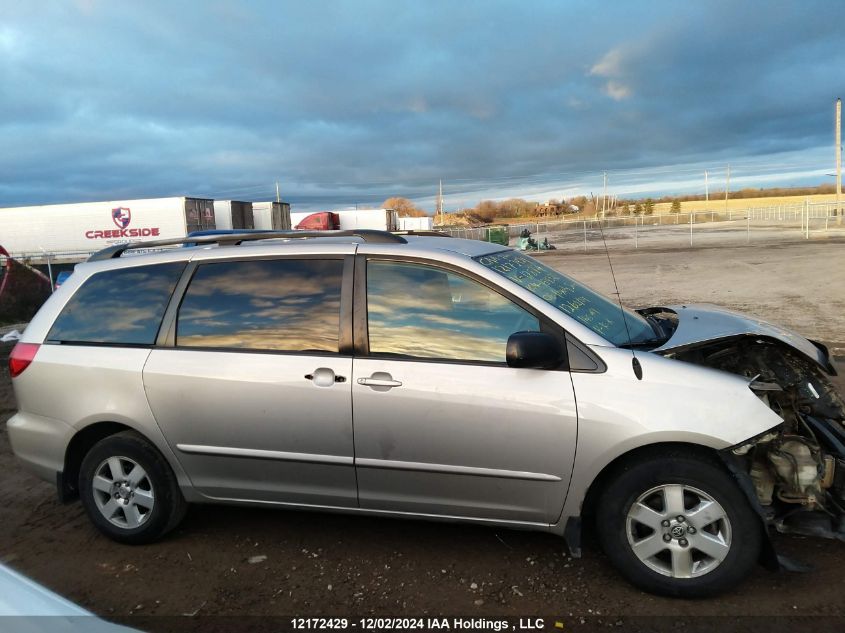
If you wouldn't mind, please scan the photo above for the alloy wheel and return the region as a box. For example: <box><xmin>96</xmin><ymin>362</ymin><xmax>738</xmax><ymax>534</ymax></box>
<box><xmin>625</xmin><ymin>483</ymin><xmax>732</xmax><ymax>578</ymax></box>
<box><xmin>91</xmin><ymin>455</ymin><xmax>155</xmax><ymax>529</ymax></box>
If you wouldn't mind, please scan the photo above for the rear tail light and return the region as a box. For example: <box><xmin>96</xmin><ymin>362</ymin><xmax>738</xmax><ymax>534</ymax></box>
<box><xmin>9</xmin><ymin>343</ymin><xmax>40</xmax><ymax>378</ymax></box>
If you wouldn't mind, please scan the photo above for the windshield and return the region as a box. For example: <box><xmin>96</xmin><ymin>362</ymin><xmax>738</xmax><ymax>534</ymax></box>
<box><xmin>475</xmin><ymin>249</ymin><xmax>657</xmax><ymax>346</ymax></box>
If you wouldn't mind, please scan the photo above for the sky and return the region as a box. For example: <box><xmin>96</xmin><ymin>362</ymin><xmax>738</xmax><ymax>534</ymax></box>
<box><xmin>2</xmin><ymin>0</ymin><xmax>844</xmax><ymax>212</ymax></box>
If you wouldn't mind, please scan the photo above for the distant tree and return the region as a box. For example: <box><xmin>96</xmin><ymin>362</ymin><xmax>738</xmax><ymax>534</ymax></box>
<box><xmin>621</xmin><ymin>203</ymin><xmax>631</xmax><ymax>215</ymax></box>
<box><xmin>475</xmin><ymin>200</ymin><xmax>500</xmax><ymax>223</ymax></box>
<box><xmin>568</xmin><ymin>196</ymin><xmax>589</xmax><ymax>211</ymax></box>
<box><xmin>633</xmin><ymin>202</ymin><xmax>643</xmax><ymax>216</ymax></box>
<box><xmin>581</xmin><ymin>199</ymin><xmax>597</xmax><ymax>216</ymax></box>
<box><xmin>499</xmin><ymin>198</ymin><xmax>536</xmax><ymax>218</ymax></box>
<box><xmin>643</xmin><ymin>198</ymin><xmax>655</xmax><ymax>215</ymax></box>
<box><xmin>670</xmin><ymin>199</ymin><xmax>681</xmax><ymax>214</ymax></box>
<box><xmin>382</xmin><ymin>197</ymin><xmax>427</xmax><ymax>217</ymax></box>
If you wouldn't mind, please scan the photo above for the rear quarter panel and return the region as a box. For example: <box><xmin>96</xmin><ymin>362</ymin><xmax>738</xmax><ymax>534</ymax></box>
<box><xmin>11</xmin><ymin>344</ymin><xmax>194</xmax><ymax>492</ymax></box>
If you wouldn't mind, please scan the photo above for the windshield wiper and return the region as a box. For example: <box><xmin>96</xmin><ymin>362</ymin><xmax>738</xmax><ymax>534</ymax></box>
<box><xmin>618</xmin><ymin>336</ymin><xmax>670</xmax><ymax>349</ymax></box>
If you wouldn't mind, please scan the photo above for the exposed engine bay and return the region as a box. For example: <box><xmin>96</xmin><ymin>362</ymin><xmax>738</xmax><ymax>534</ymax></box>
<box><xmin>645</xmin><ymin>306</ymin><xmax>845</xmax><ymax>542</ymax></box>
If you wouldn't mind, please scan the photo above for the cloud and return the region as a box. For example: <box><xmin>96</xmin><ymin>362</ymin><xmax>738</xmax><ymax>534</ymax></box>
<box><xmin>1</xmin><ymin>0</ymin><xmax>844</xmax><ymax>212</ymax></box>
<box><xmin>589</xmin><ymin>48</ymin><xmax>633</xmax><ymax>100</ymax></box>
<box><xmin>602</xmin><ymin>81</ymin><xmax>631</xmax><ymax>101</ymax></box>
<box><xmin>590</xmin><ymin>48</ymin><xmax>625</xmax><ymax>78</ymax></box>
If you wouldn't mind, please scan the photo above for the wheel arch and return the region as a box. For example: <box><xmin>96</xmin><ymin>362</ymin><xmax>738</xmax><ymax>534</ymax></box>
<box><xmin>579</xmin><ymin>442</ymin><xmax>721</xmax><ymax>524</ymax></box>
<box><xmin>60</xmin><ymin>421</ymin><xmax>134</xmax><ymax>502</ymax></box>
<box><xmin>60</xmin><ymin>420</ymin><xmax>191</xmax><ymax>503</ymax></box>
<box><xmin>568</xmin><ymin>440</ymin><xmax>777</xmax><ymax>570</ymax></box>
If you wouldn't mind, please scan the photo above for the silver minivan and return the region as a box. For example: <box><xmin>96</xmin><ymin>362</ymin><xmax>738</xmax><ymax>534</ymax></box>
<box><xmin>7</xmin><ymin>230</ymin><xmax>845</xmax><ymax>597</ymax></box>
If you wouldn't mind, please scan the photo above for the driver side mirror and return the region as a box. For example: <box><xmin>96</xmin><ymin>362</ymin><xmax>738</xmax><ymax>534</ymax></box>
<box><xmin>506</xmin><ymin>331</ymin><xmax>567</xmax><ymax>370</ymax></box>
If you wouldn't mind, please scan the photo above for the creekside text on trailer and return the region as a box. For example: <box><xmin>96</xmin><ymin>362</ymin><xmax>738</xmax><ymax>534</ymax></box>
<box><xmin>85</xmin><ymin>207</ymin><xmax>162</xmax><ymax>240</ymax></box>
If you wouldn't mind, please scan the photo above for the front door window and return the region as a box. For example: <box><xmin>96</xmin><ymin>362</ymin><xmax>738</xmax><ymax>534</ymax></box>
<box><xmin>366</xmin><ymin>260</ymin><xmax>540</xmax><ymax>363</ymax></box>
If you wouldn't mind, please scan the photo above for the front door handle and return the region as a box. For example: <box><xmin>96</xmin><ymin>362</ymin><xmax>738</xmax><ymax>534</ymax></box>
<box><xmin>357</xmin><ymin>372</ymin><xmax>402</xmax><ymax>389</ymax></box>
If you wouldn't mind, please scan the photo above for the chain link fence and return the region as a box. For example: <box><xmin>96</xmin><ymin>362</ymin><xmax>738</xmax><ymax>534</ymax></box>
<box><xmin>7</xmin><ymin>201</ymin><xmax>844</xmax><ymax>262</ymax></box>
<box><xmin>440</xmin><ymin>201</ymin><xmax>845</xmax><ymax>251</ymax></box>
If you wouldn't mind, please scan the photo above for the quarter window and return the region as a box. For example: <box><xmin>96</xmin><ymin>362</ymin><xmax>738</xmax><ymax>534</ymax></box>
<box><xmin>176</xmin><ymin>258</ymin><xmax>343</xmax><ymax>353</ymax></box>
<box><xmin>366</xmin><ymin>260</ymin><xmax>540</xmax><ymax>362</ymax></box>
<box><xmin>47</xmin><ymin>262</ymin><xmax>185</xmax><ymax>345</ymax></box>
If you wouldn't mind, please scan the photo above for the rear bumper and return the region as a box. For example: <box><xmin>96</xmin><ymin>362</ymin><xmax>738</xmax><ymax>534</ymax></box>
<box><xmin>6</xmin><ymin>411</ymin><xmax>73</xmax><ymax>486</ymax></box>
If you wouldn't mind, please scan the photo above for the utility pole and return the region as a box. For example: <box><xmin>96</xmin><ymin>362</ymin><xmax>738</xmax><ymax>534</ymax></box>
<box><xmin>437</xmin><ymin>179</ymin><xmax>443</xmax><ymax>225</ymax></box>
<box><xmin>724</xmin><ymin>164</ymin><xmax>731</xmax><ymax>213</ymax></box>
<box><xmin>704</xmin><ymin>170</ymin><xmax>709</xmax><ymax>203</ymax></box>
<box><xmin>602</xmin><ymin>171</ymin><xmax>608</xmax><ymax>218</ymax></box>
<box><xmin>275</xmin><ymin>181</ymin><xmax>281</xmax><ymax>203</ymax></box>
<box><xmin>836</xmin><ymin>98</ymin><xmax>842</xmax><ymax>224</ymax></box>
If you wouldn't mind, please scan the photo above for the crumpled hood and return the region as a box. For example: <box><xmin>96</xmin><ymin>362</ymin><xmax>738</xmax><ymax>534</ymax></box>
<box><xmin>651</xmin><ymin>303</ymin><xmax>834</xmax><ymax>374</ymax></box>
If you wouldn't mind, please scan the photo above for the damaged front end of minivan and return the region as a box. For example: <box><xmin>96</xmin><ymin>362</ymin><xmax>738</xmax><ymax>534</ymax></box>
<box><xmin>643</xmin><ymin>304</ymin><xmax>845</xmax><ymax>545</ymax></box>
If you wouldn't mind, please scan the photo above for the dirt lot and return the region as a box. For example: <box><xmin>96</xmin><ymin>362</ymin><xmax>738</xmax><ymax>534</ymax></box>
<box><xmin>541</xmin><ymin>238</ymin><xmax>845</xmax><ymax>349</ymax></box>
<box><xmin>2</xmin><ymin>240</ymin><xmax>845</xmax><ymax>629</ymax></box>
<box><xmin>535</xmin><ymin>217</ymin><xmax>845</xmax><ymax>256</ymax></box>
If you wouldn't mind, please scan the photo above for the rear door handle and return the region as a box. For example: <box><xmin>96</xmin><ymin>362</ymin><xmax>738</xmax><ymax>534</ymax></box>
<box><xmin>305</xmin><ymin>367</ymin><xmax>344</xmax><ymax>387</ymax></box>
<box><xmin>357</xmin><ymin>374</ymin><xmax>402</xmax><ymax>388</ymax></box>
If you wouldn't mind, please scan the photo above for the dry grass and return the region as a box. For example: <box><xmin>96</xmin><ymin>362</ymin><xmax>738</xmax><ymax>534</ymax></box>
<box><xmin>437</xmin><ymin>193</ymin><xmax>843</xmax><ymax>226</ymax></box>
<box><xmin>651</xmin><ymin>193</ymin><xmax>840</xmax><ymax>214</ymax></box>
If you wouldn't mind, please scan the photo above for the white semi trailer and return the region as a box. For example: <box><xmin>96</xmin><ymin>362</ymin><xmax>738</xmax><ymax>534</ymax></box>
<box><xmin>397</xmin><ymin>216</ymin><xmax>434</xmax><ymax>231</ymax></box>
<box><xmin>0</xmin><ymin>197</ymin><xmax>215</xmax><ymax>260</ymax></box>
<box><xmin>213</xmin><ymin>200</ymin><xmax>254</xmax><ymax>230</ymax></box>
<box><xmin>251</xmin><ymin>201</ymin><xmax>292</xmax><ymax>230</ymax></box>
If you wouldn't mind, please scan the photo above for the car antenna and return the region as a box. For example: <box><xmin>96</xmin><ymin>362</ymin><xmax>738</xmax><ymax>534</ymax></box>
<box><xmin>591</xmin><ymin>193</ymin><xmax>643</xmax><ymax>380</ymax></box>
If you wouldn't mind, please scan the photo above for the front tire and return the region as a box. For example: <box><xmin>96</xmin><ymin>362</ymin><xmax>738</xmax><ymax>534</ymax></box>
<box><xmin>79</xmin><ymin>430</ymin><xmax>187</xmax><ymax>544</ymax></box>
<box><xmin>596</xmin><ymin>449</ymin><xmax>762</xmax><ymax>598</ymax></box>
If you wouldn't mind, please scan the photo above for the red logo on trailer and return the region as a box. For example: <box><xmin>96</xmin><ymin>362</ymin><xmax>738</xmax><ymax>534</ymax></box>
<box><xmin>85</xmin><ymin>208</ymin><xmax>161</xmax><ymax>240</ymax></box>
<box><xmin>112</xmin><ymin>207</ymin><xmax>132</xmax><ymax>228</ymax></box>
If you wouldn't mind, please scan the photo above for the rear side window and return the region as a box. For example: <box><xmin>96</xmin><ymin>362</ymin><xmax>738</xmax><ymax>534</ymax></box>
<box><xmin>47</xmin><ymin>262</ymin><xmax>185</xmax><ymax>345</ymax></box>
<box><xmin>176</xmin><ymin>258</ymin><xmax>343</xmax><ymax>353</ymax></box>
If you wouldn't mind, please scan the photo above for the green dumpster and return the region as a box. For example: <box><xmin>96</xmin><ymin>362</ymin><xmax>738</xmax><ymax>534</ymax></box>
<box><xmin>484</xmin><ymin>226</ymin><xmax>509</xmax><ymax>246</ymax></box>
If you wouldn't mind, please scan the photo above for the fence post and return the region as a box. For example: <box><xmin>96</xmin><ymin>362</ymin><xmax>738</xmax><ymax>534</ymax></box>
<box><xmin>800</xmin><ymin>203</ymin><xmax>804</xmax><ymax>236</ymax></box>
<box><xmin>689</xmin><ymin>212</ymin><xmax>693</xmax><ymax>246</ymax></box>
<box><xmin>805</xmin><ymin>199</ymin><xmax>810</xmax><ymax>239</ymax></box>
<box><xmin>46</xmin><ymin>253</ymin><xmax>54</xmax><ymax>291</ymax></box>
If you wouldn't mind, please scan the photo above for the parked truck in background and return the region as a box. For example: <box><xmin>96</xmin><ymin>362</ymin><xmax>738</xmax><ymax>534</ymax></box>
<box><xmin>251</xmin><ymin>201</ymin><xmax>292</xmax><ymax>230</ymax></box>
<box><xmin>292</xmin><ymin>211</ymin><xmax>340</xmax><ymax>231</ymax></box>
<box><xmin>291</xmin><ymin>208</ymin><xmax>399</xmax><ymax>231</ymax></box>
<box><xmin>0</xmin><ymin>197</ymin><xmax>215</xmax><ymax>261</ymax></box>
<box><xmin>397</xmin><ymin>216</ymin><xmax>434</xmax><ymax>231</ymax></box>
<box><xmin>213</xmin><ymin>200</ymin><xmax>254</xmax><ymax>230</ymax></box>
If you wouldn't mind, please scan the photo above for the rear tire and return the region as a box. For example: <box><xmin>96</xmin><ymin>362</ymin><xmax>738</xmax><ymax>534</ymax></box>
<box><xmin>596</xmin><ymin>449</ymin><xmax>761</xmax><ymax>598</ymax></box>
<box><xmin>79</xmin><ymin>430</ymin><xmax>187</xmax><ymax>544</ymax></box>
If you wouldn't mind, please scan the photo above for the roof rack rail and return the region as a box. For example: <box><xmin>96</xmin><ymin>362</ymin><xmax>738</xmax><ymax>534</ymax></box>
<box><xmin>391</xmin><ymin>230</ymin><xmax>453</xmax><ymax>238</ymax></box>
<box><xmin>87</xmin><ymin>229</ymin><xmax>407</xmax><ymax>262</ymax></box>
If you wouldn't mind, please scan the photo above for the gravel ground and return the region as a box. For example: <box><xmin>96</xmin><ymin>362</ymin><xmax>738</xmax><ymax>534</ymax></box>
<box><xmin>541</xmin><ymin>238</ymin><xmax>845</xmax><ymax>350</ymax></box>
<box><xmin>525</xmin><ymin>218</ymin><xmax>845</xmax><ymax>256</ymax></box>
<box><xmin>1</xmin><ymin>240</ymin><xmax>845</xmax><ymax>630</ymax></box>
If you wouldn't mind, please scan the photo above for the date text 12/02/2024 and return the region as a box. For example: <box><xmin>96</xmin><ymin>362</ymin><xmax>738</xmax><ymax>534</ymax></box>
<box><xmin>290</xmin><ymin>617</ymin><xmax>549</xmax><ymax>631</ymax></box>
